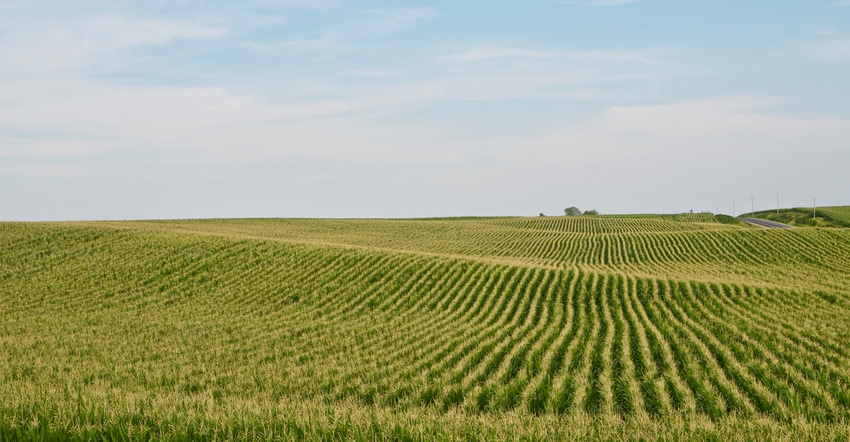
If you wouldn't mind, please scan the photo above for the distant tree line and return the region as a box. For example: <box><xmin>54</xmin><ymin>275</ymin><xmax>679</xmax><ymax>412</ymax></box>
<box><xmin>564</xmin><ymin>207</ymin><xmax>598</xmax><ymax>216</ymax></box>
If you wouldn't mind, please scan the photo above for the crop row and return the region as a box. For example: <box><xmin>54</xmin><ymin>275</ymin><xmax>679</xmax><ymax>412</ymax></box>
<box><xmin>2</xmin><ymin>223</ymin><xmax>848</xmax><ymax>430</ymax></box>
<box><xmin>78</xmin><ymin>217</ymin><xmax>850</xmax><ymax>295</ymax></box>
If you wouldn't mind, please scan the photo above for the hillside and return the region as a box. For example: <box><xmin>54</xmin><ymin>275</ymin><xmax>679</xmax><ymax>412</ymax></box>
<box><xmin>744</xmin><ymin>205</ymin><xmax>850</xmax><ymax>228</ymax></box>
<box><xmin>2</xmin><ymin>216</ymin><xmax>849</xmax><ymax>440</ymax></box>
<box><xmin>818</xmin><ymin>206</ymin><xmax>850</xmax><ymax>227</ymax></box>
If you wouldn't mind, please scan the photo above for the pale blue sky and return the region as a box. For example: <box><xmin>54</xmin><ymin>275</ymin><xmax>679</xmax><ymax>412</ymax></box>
<box><xmin>1</xmin><ymin>0</ymin><xmax>848</xmax><ymax>220</ymax></box>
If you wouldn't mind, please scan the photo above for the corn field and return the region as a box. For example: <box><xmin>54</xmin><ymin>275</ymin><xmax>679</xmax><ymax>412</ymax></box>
<box><xmin>1</xmin><ymin>216</ymin><xmax>849</xmax><ymax>441</ymax></box>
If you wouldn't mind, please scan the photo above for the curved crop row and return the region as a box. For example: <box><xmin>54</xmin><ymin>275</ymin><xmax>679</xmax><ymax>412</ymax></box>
<box><xmin>85</xmin><ymin>217</ymin><xmax>850</xmax><ymax>295</ymax></box>
<box><xmin>2</xmin><ymin>222</ymin><xmax>848</xmax><ymax>432</ymax></box>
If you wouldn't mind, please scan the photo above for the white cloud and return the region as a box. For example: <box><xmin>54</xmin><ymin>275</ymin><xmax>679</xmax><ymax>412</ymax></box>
<box><xmin>401</xmin><ymin>95</ymin><xmax>850</xmax><ymax>216</ymax></box>
<box><xmin>490</xmin><ymin>96</ymin><xmax>850</xmax><ymax>174</ymax></box>
<box><xmin>1</xmin><ymin>14</ymin><xmax>227</xmax><ymax>76</ymax></box>
<box><xmin>4</xmin><ymin>93</ymin><xmax>848</xmax><ymax>218</ymax></box>
<box><xmin>76</xmin><ymin>15</ymin><xmax>227</xmax><ymax>49</ymax></box>
<box><xmin>0</xmin><ymin>78</ymin><xmax>355</xmax><ymax>160</ymax></box>
<box><xmin>1</xmin><ymin>36</ymin><xmax>680</xmax><ymax>169</ymax></box>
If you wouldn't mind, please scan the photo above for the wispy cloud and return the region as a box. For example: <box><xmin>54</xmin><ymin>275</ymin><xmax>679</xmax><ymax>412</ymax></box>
<box><xmin>567</xmin><ymin>48</ymin><xmax>673</xmax><ymax>64</ymax></box>
<box><xmin>395</xmin><ymin>95</ymin><xmax>850</xmax><ymax>216</ymax></box>
<box><xmin>460</xmin><ymin>96</ymin><xmax>850</xmax><ymax>197</ymax></box>
<box><xmin>1</xmin><ymin>36</ymin><xmax>681</xmax><ymax>170</ymax></box>
<box><xmin>234</xmin><ymin>6</ymin><xmax>437</xmax><ymax>57</ymax></box>
<box><xmin>240</xmin><ymin>36</ymin><xmax>334</xmax><ymax>53</ymax></box>
<box><xmin>3</xmin><ymin>1</ymin><xmax>848</xmax><ymax>220</ymax></box>
<box><xmin>2</xmin><ymin>14</ymin><xmax>227</xmax><ymax>76</ymax></box>
<box><xmin>74</xmin><ymin>15</ymin><xmax>228</xmax><ymax>49</ymax></box>
<box><xmin>432</xmin><ymin>46</ymin><xmax>673</xmax><ymax>101</ymax></box>
<box><xmin>440</xmin><ymin>47</ymin><xmax>558</xmax><ymax>64</ymax></box>
<box><xmin>441</xmin><ymin>46</ymin><xmax>671</xmax><ymax>66</ymax></box>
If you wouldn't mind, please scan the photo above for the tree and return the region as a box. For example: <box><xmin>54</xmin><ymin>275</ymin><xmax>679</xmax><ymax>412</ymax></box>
<box><xmin>564</xmin><ymin>206</ymin><xmax>581</xmax><ymax>216</ymax></box>
<box><xmin>583</xmin><ymin>209</ymin><xmax>599</xmax><ymax>216</ymax></box>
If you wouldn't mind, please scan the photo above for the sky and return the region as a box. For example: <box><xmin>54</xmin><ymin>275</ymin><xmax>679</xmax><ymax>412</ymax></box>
<box><xmin>1</xmin><ymin>0</ymin><xmax>849</xmax><ymax>220</ymax></box>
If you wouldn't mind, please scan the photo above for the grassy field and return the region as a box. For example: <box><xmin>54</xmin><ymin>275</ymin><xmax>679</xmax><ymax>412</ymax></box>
<box><xmin>818</xmin><ymin>206</ymin><xmax>850</xmax><ymax>227</ymax></box>
<box><xmin>746</xmin><ymin>205</ymin><xmax>850</xmax><ymax>228</ymax></box>
<box><xmin>2</xmin><ymin>215</ymin><xmax>849</xmax><ymax>441</ymax></box>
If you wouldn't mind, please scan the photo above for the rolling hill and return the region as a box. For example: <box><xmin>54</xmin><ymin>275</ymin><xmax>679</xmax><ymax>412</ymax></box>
<box><xmin>744</xmin><ymin>205</ymin><xmax>850</xmax><ymax>228</ymax></box>
<box><xmin>2</xmin><ymin>215</ymin><xmax>849</xmax><ymax>440</ymax></box>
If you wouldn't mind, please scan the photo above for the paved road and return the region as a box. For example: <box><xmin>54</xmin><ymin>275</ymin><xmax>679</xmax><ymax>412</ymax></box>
<box><xmin>740</xmin><ymin>218</ymin><xmax>793</xmax><ymax>229</ymax></box>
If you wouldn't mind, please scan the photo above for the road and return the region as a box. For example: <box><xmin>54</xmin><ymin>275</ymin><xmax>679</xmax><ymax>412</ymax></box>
<box><xmin>740</xmin><ymin>218</ymin><xmax>793</xmax><ymax>229</ymax></box>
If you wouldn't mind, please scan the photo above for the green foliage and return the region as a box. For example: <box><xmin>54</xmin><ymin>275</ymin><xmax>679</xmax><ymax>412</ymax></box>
<box><xmin>1</xmin><ymin>216</ymin><xmax>849</xmax><ymax>440</ymax></box>
<box><xmin>714</xmin><ymin>214</ymin><xmax>742</xmax><ymax>225</ymax></box>
<box><xmin>743</xmin><ymin>205</ymin><xmax>850</xmax><ymax>228</ymax></box>
<box><xmin>815</xmin><ymin>206</ymin><xmax>850</xmax><ymax>227</ymax></box>
<box><xmin>564</xmin><ymin>207</ymin><xmax>581</xmax><ymax>216</ymax></box>
<box><xmin>747</xmin><ymin>208</ymin><xmax>844</xmax><ymax>227</ymax></box>
<box><xmin>582</xmin><ymin>210</ymin><xmax>599</xmax><ymax>216</ymax></box>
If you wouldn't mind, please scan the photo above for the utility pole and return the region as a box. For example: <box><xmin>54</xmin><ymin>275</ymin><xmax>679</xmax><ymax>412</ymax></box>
<box><xmin>733</xmin><ymin>202</ymin><xmax>735</xmax><ymax>217</ymax></box>
<box><xmin>751</xmin><ymin>196</ymin><xmax>754</xmax><ymax>216</ymax></box>
<box><xmin>813</xmin><ymin>197</ymin><xmax>817</xmax><ymax>219</ymax></box>
<box><xmin>777</xmin><ymin>194</ymin><xmax>779</xmax><ymax>214</ymax></box>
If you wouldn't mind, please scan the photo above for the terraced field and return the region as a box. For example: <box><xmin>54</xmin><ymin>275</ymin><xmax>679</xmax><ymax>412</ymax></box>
<box><xmin>2</xmin><ymin>215</ymin><xmax>849</xmax><ymax>440</ymax></box>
